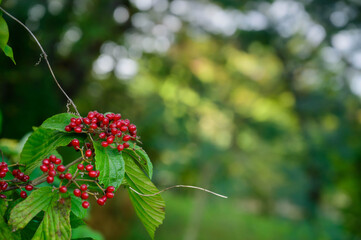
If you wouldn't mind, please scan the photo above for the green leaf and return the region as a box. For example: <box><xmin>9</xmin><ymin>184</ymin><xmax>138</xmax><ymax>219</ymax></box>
<box><xmin>124</xmin><ymin>145</ymin><xmax>153</xmax><ymax>178</ymax></box>
<box><xmin>124</xmin><ymin>154</ymin><xmax>165</xmax><ymax>239</ymax></box>
<box><xmin>94</xmin><ymin>142</ymin><xmax>125</xmax><ymax>190</ymax></box>
<box><xmin>72</xmin><ymin>225</ymin><xmax>104</xmax><ymax>240</ymax></box>
<box><xmin>20</xmin><ymin>128</ymin><xmax>85</xmax><ymax>175</ymax></box>
<box><xmin>9</xmin><ymin>187</ymin><xmax>54</xmax><ymax>230</ymax></box>
<box><xmin>41</xmin><ymin>113</ymin><xmax>78</xmax><ymax>132</ymax></box>
<box><xmin>0</xmin><ymin>215</ymin><xmax>20</xmax><ymax>240</ymax></box>
<box><xmin>32</xmin><ymin>193</ymin><xmax>71</xmax><ymax>240</ymax></box>
<box><xmin>70</xmin><ymin>195</ymin><xmax>87</xmax><ymax>219</ymax></box>
<box><xmin>0</xmin><ymin>16</ymin><xmax>9</xmax><ymax>49</ymax></box>
<box><xmin>3</xmin><ymin>44</ymin><xmax>15</xmax><ymax>64</ymax></box>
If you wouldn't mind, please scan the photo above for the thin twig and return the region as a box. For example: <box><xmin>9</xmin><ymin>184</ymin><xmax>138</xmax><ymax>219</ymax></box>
<box><xmin>128</xmin><ymin>185</ymin><xmax>228</xmax><ymax>199</ymax></box>
<box><xmin>0</xmin><ymin>6</ymin><xmax>80</xmax><ymax>117</ymax></box>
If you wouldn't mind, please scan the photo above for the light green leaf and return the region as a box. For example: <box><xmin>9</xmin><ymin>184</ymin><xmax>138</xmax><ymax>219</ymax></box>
<box><xmin>0</xmin><ymin>215</ymin><xmax>20</xmax><ymax>240</ymax></box>
<box><xmin>124</xmin><ymin>145</ymin><xmax>153</xmax><ymax>178</ymax></box>
<box><xmin>32</xmin><ymin>193</ymin><xmax>71</xmax><ymax>240</ymax></box>
<box><xmin>0</xmin><ymin>16</ymin><xmax>9</xmax><ymax>49</ymax></box>
<box><xmin>20</xmin><ymin>128</ymin><xmax>85</xmax><ymax>175</ymax></box>
<box><xmin>94</xmin><ymin>142</ymin><xmax>125</xmax><ymax>190</ymax></box>
<box><xmin>124</xmin><ymin>153</ymin><xmax>165</xmax><ymax>239</ymax></box>
<box><xmin>3</xmin><ymin>44</ymin><xmax>15</xmax><ymax>64</ymax></box>
<box><xmin>9</xmin><ymin>187</ymin><xmax>54</xmax><ymax>230</ymax></box>
<box><xmin>41</xmin><ymin>113</ymin><xmax>78</xmax><ymax>132</ymax></box>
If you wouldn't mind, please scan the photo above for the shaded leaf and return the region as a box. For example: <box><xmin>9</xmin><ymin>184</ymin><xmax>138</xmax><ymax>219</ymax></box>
<box><xmin>9</xmin><ymin>187</ymin><xmax>54</xmax><ymax>230</ymax></box>
<box><xmin>70</xmin><ymin>195</ymin><xmax>87</xmax><ymax>219</ymax></box>
<box><xmin>94</xmin><ymin>142</ymin><xmax>125</xmax><ymax>190</ymax></box>
<box><xmin>20</xmin><ymin>128</ymin><xmax>85</xmax><ymax>175</ymax></box>
<box><xmin>41</xmin><ymin>113</ymin><xmax>78</xmax><ymax>132</ymax></box>
<box><xmin>124</xmin><ymin>153</ymin><xmax>165</xmax><ymax>239</ymax></box>
<box><xmin>124</xmin><ymin>145</ymin><xmax>153</xmax><ymax>179</ymax></box>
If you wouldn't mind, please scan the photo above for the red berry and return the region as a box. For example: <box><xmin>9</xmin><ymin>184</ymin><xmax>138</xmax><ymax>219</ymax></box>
<box><xmin>88</xmin><ymin>171</ymin><xmax>97</xmax><ymax>178</ymax></box>
<box><xmin>82</xmin><ymin>201</ymin><xmax>89</xmax><ymax>209</ymax></box>
<box><xmin>43</xmin><ymin>159</ymin><xmax>50</xmax><ymax>165</ymax></box>
<box><xmin>124</xmin><ymin>119</ymin><xmax>130</xmax><ymax>126</ymax></box>
<box><xmin>95</xmin><ymin>170</ymin><xmax>100</xmax><ymax>177</ymax></box>
<box><xmin>59</xmin><ymin>186</ymin><xmax>67</xmax><ymax>193</ymax></box>
<box><xmin>74</xmin><ymin>127</ymin><xmax>82</xmax><ymax>133</ymax></box>
<box><xmin>22</xmin><ymin>175</ymin><xmax>30</xmax><ymax>182</ymax></box>
<box><xmin>88</xmin><ymin>112</ymin><xmax>95</xmax><ymax>119</ymax></box>
<box><xmin>85</xmin><ymin>149</ymin><xmax>92</xmax><ymax>158</ymax></box>
<box><xmin>106</xmin><ymin>186</ymin><xmax>115</xmax><ymax>193</ymax></box>
<box><xmin>120</xmin><ymin>126</ymin><xmax>127</xmax><ymax>132</ymax></box>
<box><xmin>97</xmin><ymin>114</ymin><xmax>104</xmax><ymax>121</ymax></box>
<box><xmin>101</xmin><ymin>141</ymin><xmax>108</xmax><ymax>147</ymax></box>
<box><xmin>73</xmin><ymin>189</ymin><xmax>81</xmax><ymax>197</ymax></box>
<box><xmin>57</xmin><ymin>165</ymin><xmax>66</xmax><ymax>172</ymax></box>
<box><xmin>70</xmin><ymin>122</ymin><xmax>77</xmax><ymax>128</ymax></box>
<box><xmin>20</xmin><ymin>191</ymin><xmax>27</xmax><ymax>199</ymax></box>
<box><xmin>129</xmin><ymin>124</ymin><xmax>137</xmax><ymax>132</ymax></box>
<box><xmin>77</xmin><ymin>164</ymin><xmax>84</xmax><ymax>170</ymax></box>
<box><xmin>114</xmin><ymin>113</ymin><xmax>121</xmax><ymax>121</ymax></box>
<box><xmin>123</xmin><ymin>142</ymin><xmax>130</xmax><ymax>148</ymax></box>
<box><xmin>12</xmin><ymin>169</ymin><xmax>20</xmax><ymax>177</ymax></box>
<box><xmin>65</xmin><ymin>126</ymin><xmax>71</xmax><ymax>132</ymax></box>
<box><xmin>80</xmin><ymin>184</ymin><xmax>87</xmax><ymax>191</ymax></box>
<box><xmin>49</xmin><ymin>155</ymin><xmax>57</xmax><ymax>162</ymax></box>
<box><xmin>0</xmin><ymin>194</ymin><xmax>6</xmax><ymax>199</ymax></box>
<box><xmin>75</xmin><ymin>118</ymin><xmax>82</xmax><ymax>125</ymax></box>
<box><xmin>111</xmin><ymin>128</ymin><xmax>118</xmax><ymax>135</ymax></box>
<box><xmin>97</xmin><ymin>198</ymin><xmax>105</xmax><ymax>206</ymax></box>
<box><xmin>47</xmin><ymin>176</ymin><xmax>54</xmax><ymax>183</ymax></box>
<box><xmin>106</xmin><ymin>192</ymin><xmax>114</xmax><ymax>199</ymax></box>
<box><xmin>99</xmin><ymin>132</ymin><xmax>106</xmax><ymax>139</ymax></box>
<box><xmin>90</xmin><ymin>123</ymin><xmax>98</xmax><ymax>129</ymax></box>
<box><xmin>40</xmin><ymin>165</ymin><xmax>48</xmax><ymax>172</ymax></box>
<box><xmin>117</xmin><ymin>144</ymin><xmax>124</xmax><ymax>151</ymax></box>
<box><xmin>71</xmin><ymin>118</ymin><xmax>76</xmax><ymax>123</ymax></box>
<box><xmin>81</xmin><ymin>192</ymin><xmax>89</xmax><ymax>200</ymax></box>
<box><xmin>48</xmin><ymin>170</ymin><xmax>56</xmax><ymax>177</ymax></box>
<box><xmin>123</xmin><ymin>135</ymin><xmax>131</xmax><ymax>142</ymax></box>
<box><xmin>17</xmin><ymin>172</ymin><xmax>24</xmax><ymax>179</ymax></box>
<box><xmin>106</xmin><ymin>136</ymin><xmax>114</xmax><ymax>144</ymax></box>
<box><xmin>91</xmin><ymin>118</ymin><xmax>98</xmax><ymax>123</ymax></box>
<box><xmin>0</xmin><ymin>172</ymin><xmax>6</xmax><ymax>178</ymax></box>
<box><xmin>71</xmin><ymin>139</ymin><xmax>80</xmax><ymax>146</ymax></box>
<box><xmin>49</xmin><ymin>163</ymin><xmax>55</xmax><ymax>170</ymax></box>
<box><xmin>65</xmin><ymin>173</ymin><xmax>72</xmax><ymax>180</ymax></box>
<box><xmin>83</xmin><ymin>118</ymin><xmax>91</xmax><ymax>125</ymax></box>
<box><xmin>85</xmin><ymin>165</ymin><xmax>93</xmax><ymax>171</ymax></box>
<box><xmin>25</xmin><ymin>185</ymin><xmax>33</xmax><ymax>191</ymax></box>
<box><xmin>54</xmin><ymin>158</ymin><xmax>62</xmax><ymax>165</ymax></box>
<box><xmin>59</xmin><ymin>174</ymin><xmax>65</xmax><ymax>179</ymax></box>
<box><xmin>102</xmin><ymin>118</ymin><xmax>109</xmax><ymax>125</ymax></box>
<box><xmin>1</xmin><ymin>182</ymin><xmax>8</xmax><ymax>190</ymax></box>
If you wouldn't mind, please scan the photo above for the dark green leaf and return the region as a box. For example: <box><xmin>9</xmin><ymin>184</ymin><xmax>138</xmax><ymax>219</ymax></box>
<box><xmin>94</xmin><ymin>142</ymin><xmax>125</xmax><ymax>190</ymax></box>
<box><xmin>71</xmin><ymin>194</ymin><xmax>87</xmax><ymax>219</ymax></box>
<box><xmin>0</xmin><ymin>215</ymin><xmax>20</xmax><ymax>240</ymax></box>
<box><xmin>41</xmin><ymin>113</ymin><xmax>78</xmax><ymax>132</ymax></box>
<box><xmin>20</xmin><ymin>128</ymin><xmax>85</xmax><ymax>175</ymax></box>
<box><xmin>70</xmin><ymin>212</ymin><xmax>85</xmax><ymax>229</ymax></box>
<box><xmin>32</xmin><ymin>194</ymin><xmax>71</xmax><ymax>240</ymax></box>
<box><xmin>124</xmin><ymin>145</ymin><xmax>153</xmax><ymax>178</ymax></box>
<box><xmin>9</xmin><ymin>187</ymin><xmax>54</xmax><ymax>230</ymax></box>
<box><xmin>124</xmin><ymin>154</ymin><xmax>165</xmax><ymax>239</ymax></box>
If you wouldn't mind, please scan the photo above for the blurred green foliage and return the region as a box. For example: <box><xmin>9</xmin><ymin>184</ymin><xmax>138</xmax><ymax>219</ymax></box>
<box><xmin>1</xmin><ymin>0</ymin><xmax>361</xmax><ymax>239</ymax></box>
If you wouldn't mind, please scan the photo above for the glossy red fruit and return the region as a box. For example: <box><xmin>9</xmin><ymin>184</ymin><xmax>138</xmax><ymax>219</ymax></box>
<box><xmin>106</xmin><ymin>136</ymin><xmax>114</xmax><ymax>144</ymax></box>
<box><xmin>97</xmin><ymin>198</ymin><xmax>105</xmax><ymax>206</ymax></box>
<box><xmin>59</xmin><ymin>174</ymin><xmax>65</xmax><ymax>179</ymax></box>
<box><xmin>1</xmin><ymin>182</ymin><xmax>8</xmax><ymax>190</ymax></box>
<box><xmin>0</xmin><ymin>172</ymin><xmax>7</xmax><ymax>178</ymax></box>
<box><xmin>101</xmin><ymin>141</ymin><xmax>108</xmax><ymax>147</ymax></box>
<box><xmin>47</xmin><ymin>176</ymin><xmax>54</xmax><ymax>183</ymax></box>
<box><xmin>80</xmin><ymin>184</ymin><xmax>87</xmax><ymax>191</ymax></box>
<box><xmin>117</xmin><ymin>144</ymin><xmax>124</xmax><ymax>151</ymax></box>
<box><xmin>65</xmin><ymin>126</ymin><xmax>72</xmax><ymax>132</ymax></box>
<box><xmin>42</xmin><ymin>159</ymin><xmax>50</xmax><ymax>165</ymax></box>
<box><xmin>22</xmin><ymin>175</ymin><xmax>30</xmax><ymax>182</ymax></box>
<box><xmin>95</xmin><ymin>170</ymin><xmax>100</xmax><ymax>177</ymax></box>
<box><xmin>71</xmin><ymin>139</ymin><xmax>80</xmax><ymax>146</ymax></box>
<box><xmin>59</xmin><ymin>186</ymin><xmax>67</xmax><ymax>193</ymax></box>
<box><xmin>83</xmin><ymin>118</ymin><xmax>91</xmax><ymax>125</ymax></box>
<box><xmin>123</xmin><ymin>142</ymin><xmax>130</xmax><ymax>148</ymax></box>
<box><xmin>85</xmin><ymin>165</ymin><xmax>93</xmax><ymax>171</ymax></box>
<box><xmin>106</xmin><ymin>186</ymin><xmax>115</xmax><ymax>193</ymax></box>
<box><xmin>77</xmin><ymin>164</ymin><xmax>84</xmax><ymax>170</ymax></box>
<box><xmin>99</xmin><ymin>132</ymin><xmax>106</xmax><ymax>139</ymax></box>
<box><xmin>123</xmin><ymin>135</ymin><xmax>131</xmax><ymax>141</ymax></box>
<box><xmin>75</xmin><ymin>118</ymin><xmax>82</xmax><ymax>125</ymax></box>
<box><xmin>49</xmin><ymin>163</ymin><xmax>55</xmax><ymax>170</ymax></box>
<box><xmin>40</xmin><ymin>165</ymin><xmax>48</xmax><ymax>172</ymax></box>
<box><xmin>20</xmin><ymin>191</ymin><xmax>27</xmax><ymax>199</ymax></box>
<box><xmin>48</xmin><ymin>170</ymin><xmax>56</xmax><ymax>177</ymax></box>
<box><xmin>54</xmin><ymin>158</ymin><xmax>62</xmax><ymax>165</ymax></box>
<box><xmin>49</xmin><ymin>155</ymin><xmax>57</xmax><ymax>162</ymax></box>
<box><xmin>88</xmin><ymin>171</ymin><xmax>97</xmax><ymax>178</ymax></box>
<box><xmin>57</xmin><ymin>165</ymin><xmax>66</xmax><ymax>172</ymax></box>
<box><xmin>0</xmin><ymin>194</ymin><xmax>6</xmax><ymax>199</ymax></box>
<box><xmin>74</xmin><ymin>127</ymin><xmax>82</xmax><ymax>133</ymax></box>
<box><xmin>81</xmin><ymin>192</ymin><xmax>89</xmax><ymax>200</ymax></box>
<box><xmin>73</xmin><ymin>189</ymin><xmax>81</xmax><ymax>197</ymax></box>
<box><xmin>120</xmin><ymin>126</ymin><xmax>127</xmax><ymax>132</ymax></box>
<box><xmin>82</xmin><ymin>201</ymin><xmax>89</xmax><ymax>209</ymax></box>
<box><xmin>85</xmin><ymin>149</ymin><xmax>92</xmax><ymax>158</ymax></box>
<box><xmin>65</xmin><ymin>173</ymin><xmax>72</xmax><ymax>180</ymax></box>
<box><xmin>106</xmin><ymin>192</ymin><xmax>114</xmax><ymax>199</ymax></box>
<box><xmin>12</xmin><ymin>169</ymin><xmax>20</xmax><ymax>177</ymax></box>
<box><xmin>128</xmin><ymin>124</ymin><xmax>136</xmax><ymax>132</ymax></box>
<box><xmin>25</xmin><ymin>185</ymin><xmax>33</xmax><ymax>191</ymax></box>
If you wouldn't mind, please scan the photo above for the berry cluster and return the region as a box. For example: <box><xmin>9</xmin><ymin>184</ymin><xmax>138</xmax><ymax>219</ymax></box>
<box><xmin>0</xmin><ymin>162</ymin><xmax>33</xmax><ymax>199</ymax></box>
<box><xmin>65</xmin><ymin>111</ymin><xmax>138</xmax><ymax>152</ymax></box>
<box><xmin>39</xmin><ymin>155</ymin><xmax>70</xmax><ymax>184</ymax></box>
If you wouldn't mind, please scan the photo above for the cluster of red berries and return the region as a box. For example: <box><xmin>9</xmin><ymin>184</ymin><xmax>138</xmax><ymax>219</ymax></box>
<box><xmin>0</xmin><ymin>162</ymin><xmax>33</xmax><ymax>199</ymax></box>
<box><xmin>65</xmin><ymin>111</ymin><xmax>138</xmax><ymax>152</ymax></box>
<box><xmin>39</xmin><ymin>155</ymin><xmax>71</xmax><ymax>184</ymax></box>
<box><xmin>73</xmin><ymin>185</ymin><xmax>115</xmax><ymax>208</ymax></box>
<box><xmin>77</xmin><ymin>162</ymin><xmax>100</xmax><ymax>178</ymax></box>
